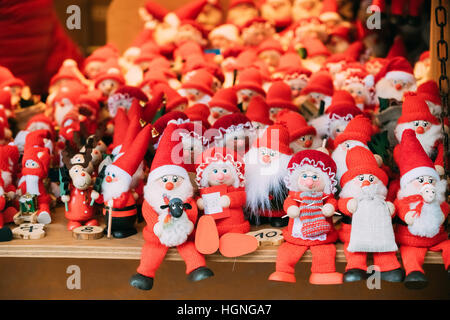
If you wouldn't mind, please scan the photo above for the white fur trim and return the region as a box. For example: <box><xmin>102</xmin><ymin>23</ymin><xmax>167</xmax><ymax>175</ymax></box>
<box><xmin>385</xmin><ymin>71</ymin><xmax>415</xmax><ymax>83</ymax></box>
<box><xmin>209</xmin><ymin>24</ymin><xmax>239</xmax><ymax>42</ymax></box>
<box><xmin>400</xmin><ymin>166</ymin><xmax>439</xmax><ymax>188</ymax></box>
<box><xmin>148</xmin><ymin>165</ymin><xmax>189</xmax><ymax>182</ymax></box>
<box><xmin>319</xmin><ymin>12</ymin><xmax>340</xmax><ymax>21</ymax></box>
<box><xmin>212</xmin><ymin>121</ymin><xmax>254</xmax><ymax>145</ymax></box>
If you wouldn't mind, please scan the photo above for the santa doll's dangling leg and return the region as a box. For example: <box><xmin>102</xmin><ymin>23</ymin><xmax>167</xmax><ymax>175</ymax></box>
<box><xmin>400</xmin><ymin>245</ymin><xmax>428</xmax><ymax>289</ymax></box>
<box><xmin>268</xmin><ymin>242</ymin><xmax>308</xmax><ymax>283</ymax></box>
<box><xmin>36</xmin><ymin>196</ymin><xmax>51</xmax><ymax>224</ymax></box>
<box><xmin>429</xmin><ymin>240</ymin><xmax>450</xmax><ymax>278</ymax></box>
<box><xmin>131</xmin><ymin>241</ymin><xmax>169</xmax><ymax>290</ymax></box>
<box><xmin>372</xmin><ymin>252</ymin><xmax>404</xmax><ymax>282</ymax></box>
<box><xmin>177</xmin><ymin>241</ymin><xmax>214</xmax><ymax>282</ymax></box>
<box><xmin>343</xmin><ymin>243</ymin><xmax>369</xmax><ymax>282</ymax></box>
<box><xmin>309</xmin><ymin>244</ymin><xmax>343</xmax><ymax>284</ymax></box>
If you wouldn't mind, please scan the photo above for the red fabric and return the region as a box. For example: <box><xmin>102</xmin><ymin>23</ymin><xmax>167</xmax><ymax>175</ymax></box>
<box><xmin>65</xmin><ymin>187</ymin><xmax>95</xmax><ymax>223</ymax></box>
<box><xmin>101</xmin><ymin>191</ymin><xmax>137</xmax><ymax>218</ymax></box>
<box><xmin>398</xmin><ymin>92</ymin><xmax>439</xmax><ymax>125</ymax></box>
<box><xmin>0</xmin><ymin>0</ymin><xmax>83</xmax><ymax>94</ymax></box>
<box><xmin>343</xmin><ymin>243</ymin><xmax>401</xmax><ymax>272</ymax></box>
<box><xmin>275</xmin><ymin>242</ymin><xmax>337</xmax><ymax>274</ymax></box>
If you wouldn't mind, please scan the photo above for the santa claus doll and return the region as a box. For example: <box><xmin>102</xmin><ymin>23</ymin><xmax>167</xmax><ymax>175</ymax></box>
<box><xmin>94</xmin><ymin>59</ymin><xmax>125</xmax><ymax>99</ymax></box>
<box><xmin>234</xmin><ymin>68</ymin><xmax>266</xmax><ymax>112</ymax></box>
<box><xmin>300</xmin><ymin>71</ymin><xmax>334</xmax><ymax>112</ymax></box>
<box><xmin>179</xmin><ymin>69</ymin><xmax>215</xmax><ymax>106</ymax></box>
<box><xmin>226</xmin><ymin>0</ymin><xmax>259</xmax><ymax>29</ymax></box>
<box><xmin>91</xmin><ymin>123</ymin><xmax>153</xmax><ymax>238</ymax></box>
<box><xmin>340</xmin><ymin>69</ymin><xmax>376</xmax><ymax>112</ymax></box>
<box><xmin>207</xmin><ymin>87</ymin><xmax>239</xmax><ymax>125</ymax></box>
<box><xmin>245</xmin><ymin>95</ymin><xmax>273</xmax><ymax>137</ymax></box>
<box><xmin>260</xmin><ymin>0</ymin><xmax>292</xmax><ymax>31</ymax></box>
<box><xmin>208</xmin><ymin>24</ymin><xmax>242</xmax><ymax>53</ymax></box>
<box><xmin>417</xmin><ymin>80</ymin><xmax>445</xmax><ymax>120</ymax></box>
<box><xmin>394</xmin><ymin>129</ymin><xmax>449</xmax><ymax>289</ymax></box>
<box><xmin>394</xmin><ymin>92</ymin><xmax>444</xmax><ymax>175</ymax></box>
<box><xmin>195</xmin><ymin>147</ymin><xmax>258</xmax><ymax>257</ymax></box>
<box><xmin>16</xmin><ymin>147</ymin><xmax>52</xmax><ymax>224</ymax></box>
<box><xmin>241</xmin><ymin>18</ymin><xmax>276</xmax><ymax>48</ymax></box>
<box><xmin>0</xmin><ymin>145</ymin><xmax>19</xmax><ymax>228</ymax></box>
<box><xmin>257</xmin><ymin>38</ymin><xmax>284</xmax><ymax>72</ymax></box>
<box><xmin>51</xmin><ymin>86</ymin><xmax>82</xmax><ymax>128</ymax></box>
<box><xmin>195</xmin><ymin>0</ymin><xmax>223</xmax><ymax>32</ymax></box>
<box><xmin>82</xmin><ymin>45</ymin><xmax>119</xmax><ymax>80</ymax></box>
<box><xmin>266</xmin><ymin>81</ymin><xmax>298</xmax><ymax>122</ymax></box>
<box><xmin>338</xmin><ymin>146</ymin><xmax>403</xmax><ymax>283</ymax></box>
<box><xmin>244</xmin><ymin>124</ymin><xmax>293</xmax><ymax>227</ymax></box>
<box><xmin>268</xmin><ymin>149</ymin><xmax>343</xmax><ymax>284</ymax></box>
<box><xmin>130</xmin><ymin>123</ymin><xmax>214</xmax><ymax>290</ymax></box>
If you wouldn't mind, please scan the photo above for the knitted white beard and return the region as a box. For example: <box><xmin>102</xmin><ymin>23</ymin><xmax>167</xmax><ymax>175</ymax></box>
<box><xmin>394</xmin><ymin>122</ymin><xmax>442</xmax><ymax>157</ymax></box>
<box><xmin>101</xmin><ymin>179</ymin><xmax>130</xmax><ymax>202</ymax></box>
<box><xmin>375</xmin><ymin>78</ymin><xmax>416</xmax><ymax>101</ymax></box>
<box><xmin>24</xmin><ymin>175</ymin><xmax>40</xmax><ymax>195</ymax></box>
<box><xmin>153</xmin><ymin>211</ymin><xmax>194</xmax><ymax>247</ymax></box>
<box><xmin>244</xmin><ymin>147</ymin><xmax>291</xmax><ymax>217</ymax></box>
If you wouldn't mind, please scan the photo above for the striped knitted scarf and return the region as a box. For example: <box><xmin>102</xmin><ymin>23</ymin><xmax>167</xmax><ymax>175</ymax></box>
<box><xmin>298</xmin><ymin>191</ymin><xmax>331</xmax><ymax>238</ymax></box>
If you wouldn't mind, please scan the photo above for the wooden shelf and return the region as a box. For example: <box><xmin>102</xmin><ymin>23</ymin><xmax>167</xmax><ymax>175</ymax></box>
<box><xmin>0</xmin><ymin>206</ymin><xmax>445</xmax><ymax>264</ymax></box>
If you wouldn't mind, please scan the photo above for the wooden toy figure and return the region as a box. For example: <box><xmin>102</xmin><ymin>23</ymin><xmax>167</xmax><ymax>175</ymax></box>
<box><xmin>338</xmin><ymin>146</ymin><xmax>403</xmax><ymax>283</ymax></box>
<box><xmin>195</xmin><ymin>147</ymin><xmax>258</xmax><ymax>258</ymax></box>
<box><xmin>394</xmin><ymin>130</ymin><xmax>449</xmax><ymax>289</ymax></box>
<box><xmin>60</xmin><ymin>147</ymin><xmax>99</xmax><ymax>231</ymax></box>
<box><xmin>130</xmin><ymin>123</ymin><xmax>214</xmax><ymax>291</ymax></box>
<box><xmin>16</xmin><ymin>147</ymin><xmax>52</xmax><ymax>225</ymax></box>
<box><xmin>269</xmin><ymin>149</ymin><xmax>343</xmax><ymax>284</ymax></box>
<box><xmin>91</xmin><ymin>122</ymin><xmax>153</xmax><ymax>238</ymax></box>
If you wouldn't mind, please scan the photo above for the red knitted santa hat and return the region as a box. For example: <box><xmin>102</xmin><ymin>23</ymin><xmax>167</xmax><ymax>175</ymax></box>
<box><xmin>153</xmin><ymin>83</ymin><xmax>188</xmax><ymax>111</ymax></box>
<box><xmin>397</xmin><ymin>92</ymin><xmax>440</xmax><ymax>125</ymax></box>
<box><xmin>110</xmin><ymin>123</ymin><xmax>153</xmax><ymax>179</ymax></box>
<box><xmin>302</xmin><ymin>37</ymin><xmax>331</xmax><ymax>58</ymax></box>
<box><xmin>83</xmin><ymin>44</ymin><xmax>119</xmax><ymax>68</ymax></box>
<box><xmin>115</xmin><ymin>85</ymin><xmax>148</xmax><ymax>103</ymax></box>
<box><xmin>208</xmin><ymin>88</ymin><xmax>239</xmax><ymax>113</ymax></box>
<box><xmin>300</xmin><ymin>71</ymin><xmax>334</xmax><ymax>96</ymax></box>
<box><xmin>394</xmin><ymin>129</ymin><xmax>439</xmax><ymax>188</ymax></box>
<box><xmin>185</xmin><ymin>103</ymin><xmax>211</xmax><ymax>129</ymax></box>
<box><xmin>22</xmin><ymin>147</ymin><xmax>50</xmax><ymax>176</ymax></box>
<box><xmin>417</xmin><ymin>80</ymin><xmax>442</xmax><ymax>106</ymax></box>
<box><xmin>334</xmin><ymin>115</ymin><xmax>373</xmax><ymax>147</ymax></box>
<box><xmin>94</xmin><ymin>58</ymin><xmax>125</xmax><ymax>88</ymax></box>
<box><xmin>374</xmin><ymin>56</ymin><xmax>414</xmax><ymax>84</ymax></box>
<box><xmin>386</xmin><ymin>36</ymin><xmax>407</xmax><ymax>60</ymax></box>
<box><xmin>50</xmin><ymin>62</ymin><xmax>82</xmax><ymax>86</ymax></box>
<box><xmin>110</xmin><ymin>108</ymin><xmax>129</xmax><ymax>153</ymax></box>
<box><xmin>140</xmin><ymin>68</ymin><xmax>168</xmax><ymax>88</ymax></box>
<box><xmin>0</xmin><ymin>90</ymin><xmax>12</xmax><ymax>111</ymax></box>
<box><xmin>0</xmin><ymin>145</ymin><xmax>19</xmax><ymax>171</ymax></box>
<box><xmin>257</xmin><ymin>38</ymin><xmax>284</xmax><ymax>55</ymax></box>
<box><xmin>144</xmin><ymin>1</ymin><xmax>169</xmax><ymax>21</ymax></box>
<box><xmin>53</xmin><ymin>86</ymin><xmax>81</xmax><ymax>106</ymax></box>
<box><xmin>148</xmin><ymin>123</ymin><xmax>190</xmax><ymax>182</ymax></box>
<box><xmin>174</xmin><ymin>41</ymin><xmax>204</xmax><ymax>60</ymax></box>
<box><xmin>195</xmin><ymin>146</ymin><xmax>245</xmax><ymax>188</ymax></box>
<box><xmin>276</xmin><ymin>110</ymin><xmax>316</xmax><ymax>142</ymax></box>
<box><xmin>254</xmin><ymin>124</ymin><xmax>293</xmax><ymax>155</ymax></box>
<box><xmin>326</xmin><ymin>90</ymin><xmax>362</xmax><ymax>120</ymax></box>
<box><xmin>235</xmin><ymin>50</ymin><xmax>259</xmax><ymax>70</ymax></box>
<box><xmin>245</xmin><ymin>95</ymin><xmax>272</xmax><ymax>125</ymax></box>
<box><xmin>329</xmin><ymin>25</ymin><xmax>351</xmax><ymax>41</ymax></box>
<box><xmin>276</xmin><ymin>52</ymin><xmax>312</xmax><ymax>76</ymax></box>
<box><xmin>266</xmin><ymin>81</ymin><xmax>297</xmax><ymax>111</ymax></box>
<box><xmin>77</xmin><ymin>90</ymin><xmax>101</xmax><ymax>114</ymax></box>
<box><xmin>211</xmin><ymin>113</ymin><xmax>253</xmax><ymax>143</ymax></box>
<box><xmin>182</xmin><ymin>55</ymin><xmax>208</xmax><ymax>74</ymax></box>
<box><xmin>181</xmin><ymin>69</ymin><xmax>214</xmax><ymax>96</ymax></box>
<box><xmin>175</xmin><ymin>0</ymin><xmax>208</xmax><ymax>21</ymax></box>
<box><xmin>26</xmin><ymin>114</ymin><xmax>55</xmax><ymax>137</ymax></box>
<box><xmin>0</xmin><ymin>66</ymin><xmax>25</xmax><ymax>89</ymax></box>
<box><xmin>419</xmin><ymin>50</ymin><xmax>430</xmax><ymax>61</ymax></box>
<box><xmin>320</xmin><ymin>0</ymin><xmax>340</xmax><ymax>21</ymax></box>
<box><xmin>153</xmin><ymin>111</ymin><xmax>189</xmax><ymax>143</ymax></box>
<box><xmin>229</xmin><ymin>0</ymin><xmax>255</xmax><ymax>9</ymax></box>
<box><xmin>340</xmin><ymin>146</ymin><xmax>388</xmax><ymax>187</ymax></box>
<box><xmin>285</xmin><ymin>149</ymin><xmax>337</xmax><ymax>193</ymax></box>
<box><xmin>234</xmin><ymin>68</ymin><xmax>266</xmax><ymax>96</ymax></box>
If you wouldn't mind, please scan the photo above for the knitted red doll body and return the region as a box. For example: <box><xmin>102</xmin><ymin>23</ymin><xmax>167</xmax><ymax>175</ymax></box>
<box><xmin>269</xmin><ymin>149</ymin><xmax>343</xmax><ymax>285</ymax></box>
<box><xmin>337</xmin><ymin>146</ymin><xmax>403</xmax><ymax>283</ymax></box>
<box><xmin>393</xmin><ymin>129</ymin><xmax>450</xmax><ymax>289</ymax></box>
<box><xmin>130</xmin><ymin>124</ymin><xmax>213</xmax><ymax>291</ymax></box>
<box><xmin>195</xmin><ymin>147</ymin><xmax>258</xmax><ymax>258</ymax></box>
<box><xmin>0</xmin><ymin>145</ymin><xmax>19</xmax><ymax>227</ymax></box>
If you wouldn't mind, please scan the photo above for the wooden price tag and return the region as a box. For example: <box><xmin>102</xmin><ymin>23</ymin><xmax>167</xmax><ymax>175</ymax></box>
<box><xmin>246</xmin><ymin>228</ymin><xmax>284</xmax><ymax>246</ymax></box>
<box><xmin>72</xmin><ymin>226</ymin><xmax>104</xmax><ymax>240</ymax></box>
<box><xmin>12</xmin><ymin>223</ymin><xmax>45</xmax><ymax>240</ymax></box>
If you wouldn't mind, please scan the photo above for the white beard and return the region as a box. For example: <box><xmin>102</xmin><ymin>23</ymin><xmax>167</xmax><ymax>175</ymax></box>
<box><xmin>394</xmin><ymin>122</ymin><xmax>442</xmax><ymax>157</ymax></box>
<box><xmin>54</xmin><ymin>105</ymin><xmax>73</xmax><ymax>127</ymax></box>
<box><xmin>144</xmin><ymin>179</ymin><xmax>193</xmax><ymax>215</ymax></box>
<box><xmin>244</xmin><ymin>148</ymin><xmax>291</xmax><ymax>217</ymax></box>
<box><xmin>101</xmin><ymin>179</ymin><xmax>130</xmax><ymax>202</ymax></box>
<box><xmin>375</xmin><ymin>78</ymin><xmax>417</xmax><ymax>101</ymax></box>
<box><xmin>153</xmin><ymin>211</ymin><xmax>194</xmax><ymax>247</ymax></box>
<box><xmin>340</xmin><ymin>179</ymin><xmax>388</xmax><ymax>200</ymax></box>
<box><xmin>308</xmin><ymin>114</ymin><xmax>330</xmax><ymax>138</ymax></box>
<box><xmin>20</xmin><ymin>175</ymin><xmax>40</xmax><ymax>195</ymax></box>
<box><xmin>332</xmin><ymin>141</ymin><xmax>368</xmax><ymax>182</ymax></box>
<box><xmin>1</xmin><ymin>171</ymin><xmax>12</xmax><ymax>188</ymax></box>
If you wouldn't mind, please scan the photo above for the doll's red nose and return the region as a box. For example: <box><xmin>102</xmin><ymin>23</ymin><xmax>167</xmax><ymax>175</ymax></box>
<box><xmin>262</xmin><ymin>155</ymin><xmax>271</xmax><ymax>163</ymax></box>
<box><xmin>212</xmin><ymin>112</ymin><xmax>220</xmax><ymax>119</ymax></box>
<box><xmin>242</xmin><ymin>95</ymin><xmax>250</xmax><ymax>102</ymax></box>
<box><xmin>416</xmin><ymin>126</ymin><xmax>424</xmax><ymax>134</ymax></box>
<box><xmin>165</xmin><ymin>182</ymin><xmax>174</xmax><ymax>190</ymax></box>
<box><xmin>81</xmin><ymin>172</ymin><xmax>85</xmax><ymax>177</ymax></box>
<box><xmin>304</xmin><ymin>140</ymin><xmax>312</xmax><ymax>148</ymax></box>
<box><xmin>105</xmin><ymin>176</ymin><xmax>112</xmax><ymax>183</ymax></box>
<box><xmin>395</xmin><ymin>83</ymin><xmax>402</xmax><ymax>90</ymax></box>
<box><xmin>362</xmin><ymin>180</ymin><xmax>370</xmax><ymax>187</ymax></box>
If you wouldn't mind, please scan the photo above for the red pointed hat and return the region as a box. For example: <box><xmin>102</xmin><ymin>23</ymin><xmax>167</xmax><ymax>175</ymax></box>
<box><xmin>276</xmin><ymin>52</ymin><xmax>312</xmax><ymax>76</ymax></box>
<box><xmin>300</xmin><ymin>71</ymin><xmax>334</xmax><ymax>96</ymax></box>
<box><xmin>173</xmin><ymin>41</ymin><xmax>204</xmax><ymax>60</ymax></box>
<box><xmin>181</xmin><ymin>69</ymin><xmax>214</xmax><ymax>96</ymax></box>
<box><xmin>320</xmin><ymin>0</ymin><xmax>340</xmax><ymax>20</ymax></box>
<box><xmin>0</xmin><ymin>66</ymin><xmax>25</xmax><ymax>88</ymax></box>
<box><xmin>235</xmin><ymin>50</ymin><xmax>259</xmax><ymax>70</ymax></box>
<box><xmin>417</xmin><ymin>80</ymin><xmax>442</xmax><ymax>106</ymax></box>
<box><xmin>394</xmin><ymin>129</ymin><xmax>439</xmax><ymax>188</ymax></box>
<box><xmin>77</xmin><ymin>90</ymin><xmax>101</xmax><ymax>113</ymax></box>
<box><xmin>195</xmin><ymin>146</ymin><xmax>245</xmax><ymax>188</ymax></box>
<box><xmin>229</xmin><ymin>0</ymin><xmax>255</xmax><ymax>9</ymax></box>
<box><xmin>26</xmin><ymin>114</ymin><xmax>55</xmax><ymax>137</ymax></box>
<box><xmin>22</xmin><ymin>147</ymin><xmax>51</xmax><ymax>175</ymax></box>
<box><xmin>340</xmin><ymin>146</ymin><xmax>388</xmax><ymax>187</ymax></box>
<box><xmin>153</xmin><ymin>111</ymin><xmax>189</xmax><ymax>142</ymax></box>
<box><xmin>266</xmin><ymin>81</ymin><xmax>297</xmax><ymax>111</ymax></box>
<box><xmin>152</xmin><ymin>83</ymin><xmax>188</xmax><ymax>111</ymax></box>
<box><xmin>276</xmin><ymin>110</ymin><xmax>316</xmax><ymax>142</ymax></box>
<box><xmin>115</xmin><ymin>85</ymin><xmax>148</xmax><ymax>103</ymax></box>
<box><xmin>374</xmin><ymin>56</ymin><xmax>414</xmax><ymax>84</ymax></box>
<box><xmin>286</xmin><ymin>149</ymin><xmax>337</xmax><ymax>193</ymax></box>
<box><xmin>24</xmin><ymin>129</ymin><xmax>51</xmax><ymax>149</ymax></box>
<box><xmin>141</xmin><ymin>68</ymin><xmax>168</xmax><ymax>88</ymax></box>
<box><xmin>326</xmin><ymin>90</ymin><xmax>362</xmax><ymax>119</ymax></box>
<box><xmin>397</xmin><ymin>92</ymin><xmax>439</xmax><ymax>124</ymax></box>
<box><xmin>257</xmin><ymin>38</ymin><xmax>284</xmax><ymax>55</ymax></box>
<box><xmin>386</xmin><ymin>36</ymin><xmax>407</xmax><ymax>60</ymax></box>
<box><xmin>210</xmin><ymin>113</ymin><xmax>252</xmax><ymax>144</ymax></box>
<box><xmin>110</xmin><ymin>108</ymin><xmax>129</xmax><ymax>153</ymax></box>
<box><xmin>148</xmin><ymin>123</ymin><xmax>190</xmax><ymax>182</ymax></box>
<box><xmin>144</xmin><ymin>1</ymin><xmax>169</xmax><ymax>21</ymax></box>
<box><xmin>245</xmin><ymin>95</ymin><xmax>272</xmax><ymax>125</ymax></box>
<box><xmin>185</xmin><ymin>103</ymin><xmax>211</xmax><ymax>129</ymax></box>
<box><xmin>254</xmin><ymin>124</ymin><xmax>292</xmax><ymax>155</ymax></box>
<box><xmin>50</xmin><ymin>63</ymin><xmax>82</xmax><ymax>86</ymax></box>
<box><xmin>208</xmin><ymin>88</ymin><xmax>239</xmax><ymax>113</ymax></box>
<box><xmin>111</xmin><ymin>123</ymin><xmax>153</xmax><ymax>179</ymax></box>
<box><xmin>175</xmin><ymin>0</ymin><xmax>208</xmax><ymax>20</ymax></box>
<box><xmin>0</xmin><ymin>90</ymin><xmax>12</xmax><ymax>111</ymax></box>
<box><xmin>334</xmin><ymin>115</ymin><xmax>373</xmax><ymax>147</ymax></box>
<box><xmin>302</xmin><ymin>37</ymin><xmax>330</xmax><ymax>58</ymax></box>
<box><xmin>94</xmin><ymin>58</ymin><xmax>125</xmax><ymax>88</ymax></box>
<box><xmin>234</xmin><ymin>68</ymin><xmax>266</xmax><ymax>96</ymax></box>
<box><xmin>83</xmin><ymin>44</ymin><xmax>119</xmax><ymax>68</ymax></box>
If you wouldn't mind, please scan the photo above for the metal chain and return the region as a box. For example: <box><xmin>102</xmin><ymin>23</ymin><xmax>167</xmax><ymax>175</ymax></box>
<box><xmin>435</xmin><ymin>0</ymin><xmax>449</xmax><ymax>180</ymax></box>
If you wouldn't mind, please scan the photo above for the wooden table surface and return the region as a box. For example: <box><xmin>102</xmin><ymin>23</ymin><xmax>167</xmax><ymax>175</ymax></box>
<box><xmin>0</xmin><ymin>206</ymin><xmax>445</xmax><ymax>264</ymax></box>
